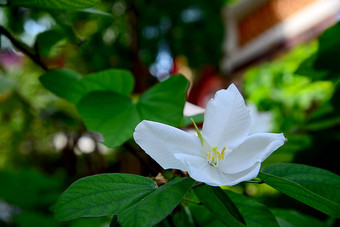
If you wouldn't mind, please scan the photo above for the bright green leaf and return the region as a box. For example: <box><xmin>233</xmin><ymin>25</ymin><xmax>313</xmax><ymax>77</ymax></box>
<box><xmin>55</xmin><ymin>174</ymin><xmax>157</xmax><ymax>221</ymax></box>
<box><xmin>39</xmin><ymin>69</ymin><xmax>83</xmax><ymax>103</ymax></box>
<box><xmin>77</xmin><ymin>69</ymin><xmax>134</xmax><ymax>98</ymax></box>
<box><xmin>258</xmin><ymin>164</ymin><xmax>340</xmax><ymax>218</ymax></box>
<box><xmin>271</xmin><ymin>208</ymin><xmax>325</xmax><ymax>227</ymax></box>
<box><xmin>40</xmin><ymin>69</ymin><xmax>134</xmax><ymax>104</ymax></box>
<box><xmin>118</xmin><ymin>177</ymin><xmax>195</xmax><ymax>227</ymax></box>
<box><xmin>10</xmin><ymin>0</ymin><xmax>100</xmax><ymax>9</ymax></box>
<box><xmin>224</xmin><ymin>190</ymin><xmax>280</xmax><ymax>227</ymax></box>
<box><xmin>194</xmin><ymin>185</ymin><xmax>245</xmax><ymax>226</ymax></box>
<box><xmin>77</xmin><ymin>91</ymin><xmax>140</xmax><ymax>147</ymax></box>
<box><xmin>138</xmin><ymin>75</ymin><xmax>189</xmax><ymax>126</ymax></box>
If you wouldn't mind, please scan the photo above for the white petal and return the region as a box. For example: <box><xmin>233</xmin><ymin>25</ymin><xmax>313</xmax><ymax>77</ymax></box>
<box><xmin>219</xmin><ymin>162</ymin><xmax>261</xmax><ymax>186</ymax></box>
<box><xmin>175</xmin><ymin>153</ymin><xmax>261</xmax><ymax>186</ymax></box>
<box><xmin>219</xmin><ymin>133</ymin><xmax>286</xmax><ymax>174</ymax></box>
<box><xmin>202</xmin><ymin>84</ymin><xmax>251</xmax><ymax>149</ymax></box>
<box><xmin>174</xmin><ymin>153</ymin><xmax>222</xmax><ymax>186</ymax></box>
<box><xmin>133</xmin><ymin>120</ymin><xmax>202</xmax><ymax>171</ymax></box>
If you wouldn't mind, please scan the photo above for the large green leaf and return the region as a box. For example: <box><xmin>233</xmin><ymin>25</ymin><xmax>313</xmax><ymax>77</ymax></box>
<box><xmin>77</xmin><ymin>75</ymin><xmax>188</xmax><ymax>147</ymax></box>
<box><xmin>224</xmin><ymin>190</ymin><xmax>279</xmax><ymax>227</ymax></box>
<box><xmin>77</xmin><ymin>92</ymin><xmax>140</xmax><ymax>147</ymax></box>
<box><xmin>77</xmin><ymin>69</ymin><xmax>134</xmax><ymax>98</ymax></box>
<box><xmin>118</xmin><ymin>177</ymin><xmax>195</xmax><ymax>227</ymax></box>
<box><xmin>55</xmin><ymin>173</ymin><xmax>158</xmax><ymax>221</ymax></box>
<box><xmin>194</xmin><ymin>185</ymin><xmax>245</xmax><ymax>227</ymax></box>
<box><xmin>39</xmin><ymin>69</ymin><xmax>83</xmax><ymax>103</ymax></box>
<box><xmin>40</xmin><ymin>69</ymin><xmax>134</xmax><ymax>104</ymax></box>
<box><xmin>271</xmin><ymin>209</ymin><xmax>325</xmax><ymax>227</ymax></box>
<box><xmin>137</xmin><ymin>75</ymin><xmax>189</xmax><ymax>126</ymax></box>
<box><xmin>10</xmin><ymin>0</ymin><xmax>100</xmax><ymax>9</ymax></box>
<box><xmin>258</xmin><ymin>164</ymin><xmax>340</xmax><ymax>218</ymax></box>
<box><xmin>55</xmin><ymin>175</ymin><xmax>194</xmax><ymax>226</ymax></box>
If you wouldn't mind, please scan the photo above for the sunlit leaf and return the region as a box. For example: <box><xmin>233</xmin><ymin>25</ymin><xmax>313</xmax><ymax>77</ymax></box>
<box><xmin>40</xmin><ymin>69</ymin><xmax>134</xmax><ymax>104</ymax></box>
<box><xmin>137</xmin><ymin>75</ymin><xmax>189</xmax><ymax>126</ymax></box>
<box><xmin>55</xmin><ymin>174</ymin><xmax>157</xmax><ymax>221</ymax></box>
<box><xmin>10</xmin><ymin>0</ymin><xmax>100</xmax><ymax>9</ymax></box>
<box><xmin>258</xmin><ymin>164</ymin><xmax>340</xmax><ymax>218</ymax></box>
<box><xmin>194</xmin><ymin>185</ymin><xmax>245</xmax><ymax>226</ymax></box>
<box><xmin>77</xmin><ymin>91</ymin><xmax>140</xmax><ymax>147</ymax></box>
<box><xmin>77</xmin><ymin>69</ymin><xmax>134</xmax><ymax>98</ymax></box>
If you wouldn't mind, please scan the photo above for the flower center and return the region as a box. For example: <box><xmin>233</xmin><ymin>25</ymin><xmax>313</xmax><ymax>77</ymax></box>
<box><xmin>207</xmin><ymin>146</ymin><xmax>226</xmax><ymax>167</ymax></box>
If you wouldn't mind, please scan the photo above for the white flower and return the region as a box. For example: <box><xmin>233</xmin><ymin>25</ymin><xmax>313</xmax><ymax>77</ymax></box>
<box><xmin>133</xmin><ymin>84</ymin><xmax>286</xmax><ymax>186</ymax></box>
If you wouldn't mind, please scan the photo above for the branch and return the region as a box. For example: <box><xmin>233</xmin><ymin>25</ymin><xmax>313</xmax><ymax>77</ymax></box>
<box><xmin>0</xmin><ymin>25</ymin><xmax>48</xmax><ymax>71</ymax></box>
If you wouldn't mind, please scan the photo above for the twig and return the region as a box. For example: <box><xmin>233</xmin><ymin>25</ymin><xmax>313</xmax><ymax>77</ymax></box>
<box><xmin>0</xmin><ymin>25</ymin><xmax>48</xmax><ymax>70</ymax></box>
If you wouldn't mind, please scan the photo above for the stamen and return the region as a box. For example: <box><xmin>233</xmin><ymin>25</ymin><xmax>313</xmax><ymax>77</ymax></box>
<box><xmin>221</xmin><ymin>147</ymin><xmax>226</xmax><ymax>160</ymax></box>
<box><xmin>207</xmin><ymin>146</ymin><xmax>227</xmax><ymax>166</ymax></box>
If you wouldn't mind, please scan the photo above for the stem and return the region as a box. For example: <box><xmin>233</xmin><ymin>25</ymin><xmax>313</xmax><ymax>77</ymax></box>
<box><xmin>0</xmin><ymin>25</ymin><xmax>48</xmax><ymax>70</ymax></box>
<box><xmin>192</xmin><ymin>182</ymin><xmax>204</xmax><ymax>188</ymax></box>
<box><xmin>182</xmin><ymin>198</ymin><xmax>202</xmax><ymax>205</ymax></box>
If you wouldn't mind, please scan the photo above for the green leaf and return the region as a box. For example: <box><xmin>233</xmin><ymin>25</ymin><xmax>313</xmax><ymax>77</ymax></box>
<box><xmin>118</xmin><ymin>177</ymin><xmax>195</xmax><ymax>227</ymax></box>
<box><xmin>39</xmin><ymin>69</ymin><xmax>83</xmax><ymax>103</ymax></box>
<box><xmin>55</xmin><ymin>173</ymin><xmax>157</xmax><ymax>221</ymax></box>
<box><xmin>137</xmin><ymin>75</ymin><xmax>189</xmax><ymax>126</ymax></box>
<box><xmin>35</xmin><ymin>29</ymin><xmax>66</xmax><ymax>55</ymax></box>
<box><xmin>224</xmin><ymin>190</ymin><xmax>280</xmax><ymax>227</ymax></box>
<box><xmin>258</xmin><ymin>164</ymin><xmax>340</xmax><ymax>218</ymax></box>
<box><xmin>172</xmin><ymin>204</ymin><xmax>195</xmax><ymax>227</ymax></box>
<box><xmin>182</xmin><ymin>113</ymin><xmax>204</xmax><ymax>127</ymax></box>
<box><xmin>78</xmin><ymin>69</ymin><xmax>134</xmax><ymax>98</ymax></box>
<box><xmin>76</xmin><ymin>75</ymin><xmax>188</xmax><ymax>147</ymax></box>
<box><xmin>77</xmin><ymin>92</ymin><xmax>140</xmax><ymax>147</ymax></box>
<box><xmin>194</xmin><ymin>185</ymin><xmax>245</xmax><ymax>226</ymax></box>
<box><xmin>188</xmin><ymin>202</ymin><xmax>225</xmax><ymax>226</ymax></box>
<box><xmin>10</xmin><ymin>0</ymin><xmax>100</xmax><ymax>9</ymax></box>
<box><xmin>271</xmin><ymin>208</ymin><xmax>325</xmax><ymax>227</ymax></box>
<box><xmin>0</xmin><ymin>169</ymin><xmax>60</xmax><ymax>208</ymax></box>
<box><xmin>40</xmin><ymin>69</ymin><xmax>134</xmax><ymax>104</ymax></box>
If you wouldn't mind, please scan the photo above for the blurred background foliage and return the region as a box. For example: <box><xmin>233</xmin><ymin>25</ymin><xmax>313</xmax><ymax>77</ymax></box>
<box><xmin>0</xmin><ymin>0</ymin><xmax>340</xmax><ymax>226</ymax></box>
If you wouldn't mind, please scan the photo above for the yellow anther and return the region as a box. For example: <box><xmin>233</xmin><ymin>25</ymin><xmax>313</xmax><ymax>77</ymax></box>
<box><xmin>208</xmin><ymin>152</ymin><xmax>211</xmax><ymax>160</ymax></box>
<box><xmin>221</xmin><ymin>147</ymin><xmax>226</xmax><ymax>160</ymax></box>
